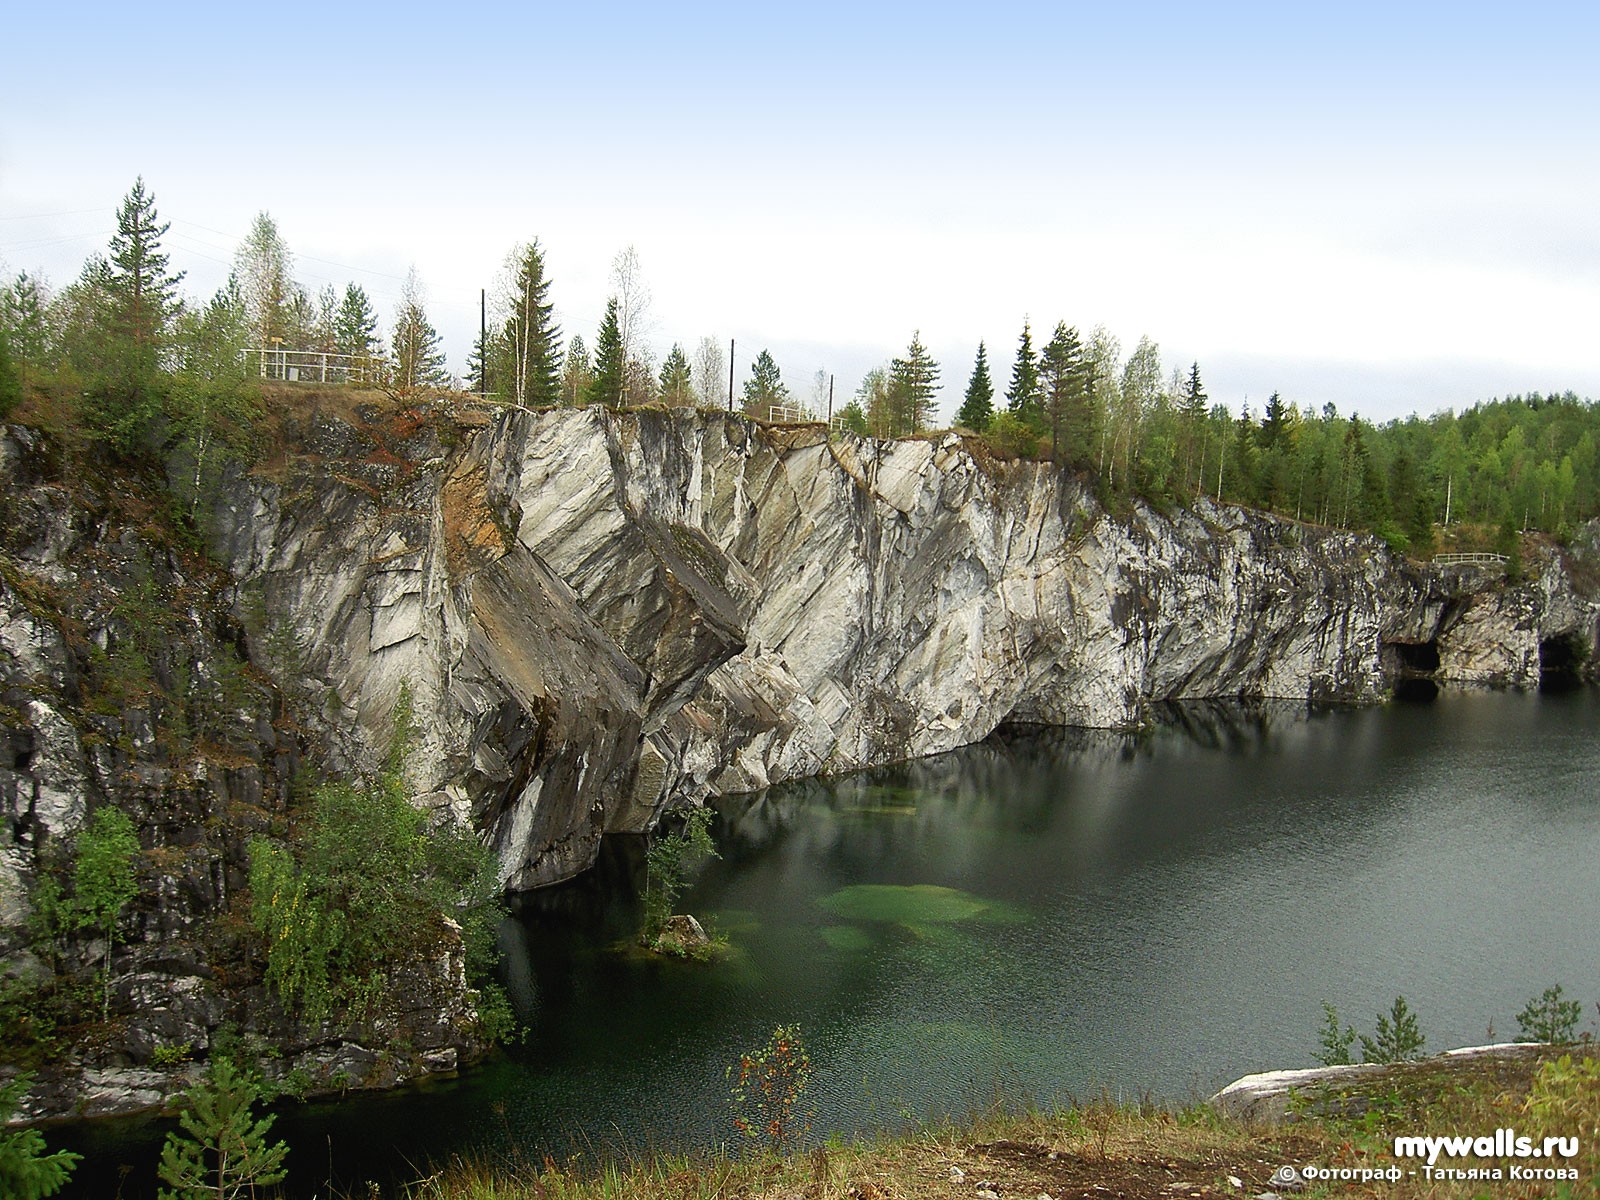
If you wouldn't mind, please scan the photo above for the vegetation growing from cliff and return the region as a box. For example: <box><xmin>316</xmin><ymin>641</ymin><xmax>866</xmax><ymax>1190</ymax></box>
<box><xmin>8</xmin><ymin>175</ymin><xmax>1600</xmax><ymax>567</ymax></box>
<box><xmin>249</xmin><ymin>691</ymin><xmax>505</xmax><ymax>1028</ymax></box>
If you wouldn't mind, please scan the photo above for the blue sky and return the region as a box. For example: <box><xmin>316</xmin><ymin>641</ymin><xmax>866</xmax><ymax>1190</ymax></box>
<box><xmin>4</xmin><ymin>2</ymin><xmax>1597</xmax><ymax>422</ymax></box>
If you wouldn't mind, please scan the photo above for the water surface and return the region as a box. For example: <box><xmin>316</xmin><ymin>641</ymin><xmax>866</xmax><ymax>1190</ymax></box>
<box><xmin>62</xmin><ymin>689</ymin><xmax>1600</xmax><ymax>1196</ymax></box>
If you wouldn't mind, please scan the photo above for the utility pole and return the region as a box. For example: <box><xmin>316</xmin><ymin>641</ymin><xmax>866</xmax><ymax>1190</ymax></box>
<box><xmin>727</xmin><ymin>338</ymin><xmax>735</xmax><ymax>412</ymax></box>
<box><xmin>479</xmin><ymin>289</ymin><xmax>487</xmax><ymax>397</ymax></box>
<box><xmin>827</xmin><ymin>374</ymin><xmax>834</xmax><ymax>423</ymax></box>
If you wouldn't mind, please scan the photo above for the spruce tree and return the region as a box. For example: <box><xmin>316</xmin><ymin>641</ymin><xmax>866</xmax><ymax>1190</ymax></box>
<box><xmin>742</xmin><ymin>349</ymin><xmax>789</xmax><ymax>420</ymax></box>
<box><xmin>659</xmin><ymin>343</ymin><xmax>693</xmax><ymax>406</ymax></box>
<box><xmin>106</xmin><ymin>176</ymin><xmax>183</xmax><ymax>378</ymax></box>
<box><xmin>1006</xmin><ymin>320</ymin><xmax>1041</xmax><ymax>422</ymax></box>
<box><xmin>956</xmin><ymin>341</ymin><xmax>994</xmax><ymax>431</ymax></box>
<box><xmin>584</xmin><ymin>299</ymin><xmax>625</xmax><ymax>406</ymax></box>
<box><xmin>502</xmin><ymin>240</ymin><xmax>561</xmax><ymax>407</ymax></box>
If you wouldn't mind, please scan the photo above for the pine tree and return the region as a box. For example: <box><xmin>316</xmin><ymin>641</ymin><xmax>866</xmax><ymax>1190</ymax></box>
<box><xmin>742</xmin><ymin>349</ymin><xmax>788</xmax><ymax>420</ymax></box>
<box><xmin>501</xmin><ymin>240</ymin><xmax>561</xmax><ymax>406</ymax></box>
<box><xmin>0</xmin><ymin>1074</ymin><xmax>79</xmax><ymax>1199</ymax></box>
<box><xmin>157</xmin><ymin>1059</ymin><xmax>288</xmax><ymax>1200</ymax></box>
<box><xmin>888</xmin><ymin>330</ymin><xmax>940</xmax><ymax>434</ymax></box>
<box><xmin>1006</xmin><ymin>320</ymin><xmax>1041</xmax><ymax>422</ymax></box>
<box><xmin>659</xmin><ymin>343</ymin><xmax>694</xmax><ymax>406</ymax></box>
<box><xmin>1038</xmin><ymin>322</ymin><xmax>1094</xmax><ymax>465</ymax></box>
<box><xmin>391</xmin><ymin>268</ymin><xmax>447</xmax><ymax>393</ymax></box>
<box><xmin>584</xmin><ymin>299</ymin><xmax>625</xmax><ymax>406</ymax></box>
<box><xmin>106</xmin><ymin>177</ymin><xmax>184</xmax><ymax>378</ymax></box>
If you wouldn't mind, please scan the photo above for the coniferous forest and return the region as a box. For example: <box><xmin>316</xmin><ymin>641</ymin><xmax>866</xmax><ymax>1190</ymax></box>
<box><xmin>4</xmin><ymin>177</ymin><xmax>1598</xmax><ymax>558</ymax></box>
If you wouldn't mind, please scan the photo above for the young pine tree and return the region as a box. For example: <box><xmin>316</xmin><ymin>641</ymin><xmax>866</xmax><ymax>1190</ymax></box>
<box><xmin>157</xmin><ymin>1059</ymin><xmax>288</xmax><ymax>1200</ymax></box>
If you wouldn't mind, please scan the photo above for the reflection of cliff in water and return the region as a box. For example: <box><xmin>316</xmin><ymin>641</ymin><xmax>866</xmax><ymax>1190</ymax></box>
<box><xmin>710</xmin><ymin>698</ymin><xmax>1382</xmax><ymax>887</ymax></box>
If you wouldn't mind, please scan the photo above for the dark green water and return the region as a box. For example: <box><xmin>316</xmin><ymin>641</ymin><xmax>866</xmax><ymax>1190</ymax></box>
<box><xmin>60</xmin><ymin>689</ymin><xmax>1600</xmax><ymax>1196</ymax></box>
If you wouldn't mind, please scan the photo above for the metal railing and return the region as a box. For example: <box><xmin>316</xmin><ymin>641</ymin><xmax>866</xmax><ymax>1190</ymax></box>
<box><xmin>1431</xmin><ymin>552</ymin><xmax>1510</xmax><ymax>566</ymax></box>
<box><xmin>244</xmin><ymin>347</ymin><xmax>389</xmax><ymax>385</ymax></box>
<box><xmin>766</xmin><ymin>401</ymin><xmax>811</xmax><ymax>424</ymax></box>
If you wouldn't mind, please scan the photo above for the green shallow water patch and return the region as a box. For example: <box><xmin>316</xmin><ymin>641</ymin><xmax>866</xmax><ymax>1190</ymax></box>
<box><xmin>816</xmin><ymin>884</ymin><xmax>1027</xmax><ymax>927</ymax></box>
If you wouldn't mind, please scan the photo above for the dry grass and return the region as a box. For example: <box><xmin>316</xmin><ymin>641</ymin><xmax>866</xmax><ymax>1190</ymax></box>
<box><xmin>374</xmin><ymin>1048</ymin><xmax>1600</xmax><ymax>1200</ymax></box>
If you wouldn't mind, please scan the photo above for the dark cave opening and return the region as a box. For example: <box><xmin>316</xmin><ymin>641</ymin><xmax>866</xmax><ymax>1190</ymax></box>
<box><xmin>1539</xmin><ymin>632</ymin><xmax>1587</xmax><ymax>691</ymax></box>
<box><xmin>1388</xmin><ymin>640</ymin><xmax>1441</xmax><ymax>673</ymax></box>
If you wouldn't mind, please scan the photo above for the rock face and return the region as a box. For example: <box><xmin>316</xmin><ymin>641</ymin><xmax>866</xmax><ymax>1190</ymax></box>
<box><xmin>206</xmin><ymin>404</ymin><xmax>1599</xmax><ymax>890</ymax></box>
<box><xmin>2</xmin><ymin>401</ymin><xmax>1598</xmax><ymax>1118</ymax></box>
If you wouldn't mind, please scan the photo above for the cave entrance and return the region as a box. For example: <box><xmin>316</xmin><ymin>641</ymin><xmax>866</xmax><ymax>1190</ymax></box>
<box><xmin>1383</xmin><ymin>639</ymin><xmax>1441</xmax><ymax>702</ymax></box>
<box><xmin>1539</xmin><ymin>632</ymin><xmax>1587</xmax><ymax>691</ymax></box>
<box><xmin>1387</xmin><ymin>640</ymin><xmax>1441</xmax><ymax>673</ymax></box>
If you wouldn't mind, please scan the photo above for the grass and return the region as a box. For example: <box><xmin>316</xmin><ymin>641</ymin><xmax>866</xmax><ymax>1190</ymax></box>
<box><xmin>372</xmin><ymin>1045</ymin><xmax>1596</xmax><ymax>1200</ymax></box>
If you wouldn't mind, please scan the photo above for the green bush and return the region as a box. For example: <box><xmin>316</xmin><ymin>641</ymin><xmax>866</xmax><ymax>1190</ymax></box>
<box><xmin>249</xmin><ymin>689</ymin><xmax>506</xmax><ymax>1031</ymax></box>
<box><xmin>727</xmin><ymin>1024</ymin><xmax>813</xmax><ymax>1153</ymax></box>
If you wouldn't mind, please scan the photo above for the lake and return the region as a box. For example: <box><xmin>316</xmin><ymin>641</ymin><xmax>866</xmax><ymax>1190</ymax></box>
<box><xmin>59</xmin><ymin>688</ymin><xmax>1600</xmax><ymax>1196</ymax></box>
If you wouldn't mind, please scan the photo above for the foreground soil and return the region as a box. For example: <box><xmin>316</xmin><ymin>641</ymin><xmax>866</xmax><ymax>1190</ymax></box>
<box><xmin>402</xmin><ymin>1045</ymin><xmax>1595</xmax><ymax>1200</ymax></box>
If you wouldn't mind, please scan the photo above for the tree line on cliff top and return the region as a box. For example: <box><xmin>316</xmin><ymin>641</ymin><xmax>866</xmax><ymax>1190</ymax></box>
<box><xmin>3</xmin><ymin>177</ymin><xmax>1598</xmax><ymax>554</ymax></box>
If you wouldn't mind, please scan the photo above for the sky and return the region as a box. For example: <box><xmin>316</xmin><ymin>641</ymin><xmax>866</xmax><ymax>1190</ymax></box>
<box><xmin>3</xmin><ymin>1</ymin><xmax>1597</xmax><ymax>425</ymax></box>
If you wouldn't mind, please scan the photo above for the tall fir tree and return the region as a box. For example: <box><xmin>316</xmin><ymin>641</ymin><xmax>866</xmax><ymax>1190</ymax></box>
<box><xmin>500</xmin><ymin>240</ymin><xmax>562</xmax><ymax>407</ymax></box>
<box><xmin>658</xmin><ymin>343</ymin><xmax>694</xmax><ymax>406</ymax></box>
<box><xmin>956</xmin><ymin>341</ymin><xmax>995</xmax><ymax>431</ymax></box>
<box><xmin>1006</xmin><ymin>320</ymin><xmax>1041</xmax><ymax>422</ymax></box>
<box><xmin>584</xmin><ymin>298</ymin><xmax>625</xmax><ymax>406</ymax></box>
<box><xmin>106</xmin><ymin>177</ymin><xmax>183</xmax><ymax>379</ymax></box>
